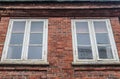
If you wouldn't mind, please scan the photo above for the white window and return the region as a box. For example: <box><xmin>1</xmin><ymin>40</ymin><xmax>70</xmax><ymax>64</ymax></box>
<box><xmin>72</xmin><ymin>19</ymin><xmax>119</xmax><ymax>63</ymax></box>
<box><xmin>1</xmin><ymin>19</ymin><xmax>48</xmax><ymax>63</ymax></box>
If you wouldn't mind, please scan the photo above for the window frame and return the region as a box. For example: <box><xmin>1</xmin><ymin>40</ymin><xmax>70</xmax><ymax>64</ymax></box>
<box><xmin>72</xmin><ymin>19</ymin><xmax>119</xmax><ymax>63</ymax></box>
<box><xmin>1</xmin><ymin>19</ymin><xmax>48</xmax><ymax>62</ymax></box>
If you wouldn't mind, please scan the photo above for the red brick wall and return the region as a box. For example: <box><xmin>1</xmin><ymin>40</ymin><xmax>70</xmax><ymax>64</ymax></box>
<box><xmin>0</xmin><ymin>2</ymin><xmax>120</xmax><ymax>79</ymax></box>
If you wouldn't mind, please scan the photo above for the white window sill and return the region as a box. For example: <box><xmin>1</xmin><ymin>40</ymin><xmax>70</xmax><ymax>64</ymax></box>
<box><xmin>0</xmin><ymin>61</ymin><xmax>49</xmax><ymax>66</ymax></box>
<box><xmin>72</xmin><ymin>61</ymin><xmax>120</xmax><ymax>66</ymax></box>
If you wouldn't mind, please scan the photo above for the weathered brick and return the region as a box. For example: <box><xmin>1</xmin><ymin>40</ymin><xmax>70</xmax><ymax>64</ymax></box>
<box><xmin>0</xmin><ymin>2</ymin><xmax>120</xmax><ymax>79</ymax></box>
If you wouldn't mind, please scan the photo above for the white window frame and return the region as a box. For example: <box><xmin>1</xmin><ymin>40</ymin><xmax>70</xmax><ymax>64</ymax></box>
<box><xmin>1</xmin><ymin>19</ymin><xmax>48</xmax><ymax>63</ymax></box>
<box><xmin>72</xmin><ymin>19</ymin><xmax>119</xmax><ymax>63</ymax></box>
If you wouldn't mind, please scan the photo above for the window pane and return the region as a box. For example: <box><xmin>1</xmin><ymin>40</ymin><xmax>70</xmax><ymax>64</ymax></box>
<box><xmin>94</xmin><ymin>21</ymin><xmax>107</xmax><ymax>33</ymax></box>
<box><xmin>29</xmin><ymin>33</ymin><xmax>43</xmax><ymax>44</ymax></box>
<box><xmin>31</xmin><ymin>21</ymin><xmax>43</xmax><ymax>33</ymax></box>
<box><xmin>77</xmin><ymin>33</ymin><xmax>91</xmax><ymax>45</ymax></box>
<box><xmin>78</xmin><ymin>46</ymin><xmax>93</xmax><ymax>59</ymax></box>
<box><xmin>96</xmin><ymin>33</ymin><xmax>110</xmax><ymax>44</ymax></box>
<box><xmin>98</xmin><ymin>46</ymin><xmax>113</xmax><ymax>59</ymax></box>
<box><xmin>7</xmin><ymin>46</ymin><xmax>22</xmax><ymax>59</ymax></box>
<box><xmin>10</xmin><ymin>33</ymin><xmax>24</xmax><ymax>44</ymax></box>
<box><xmin>12</xmin><ymin>21</ymin><xmax>25</xmax><ymax>32</ymax></box>
<box><xmin>76</xmin><ymin>22</ymin><xmax>89</xmax><ymax>33</ymax></box>
<box><xmin>28</xmin><ymin>46</ymin><xmax>42</xmax><ymax>59</ymax></box>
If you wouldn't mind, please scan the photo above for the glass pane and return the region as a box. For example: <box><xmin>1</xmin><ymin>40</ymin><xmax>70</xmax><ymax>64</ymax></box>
<box><xmin>98</xmin><ymin>46</ymin><xmax>113</xmax><ymax>59</ymax></box>
<box><xmin>96</xmin><ymin>33</ymin><xmax>110</xmax><ymax>44</ymax></box>
<box><xmin>12</xmin><ymin>21</ymin><xmax>25</xmax><ymax>32</ymax></box>
<box><xmin>28</xmin><ymin>46</ymin><xmax>42</xmax><ymax>59</ymax></box>
<box><xmin>77</xmin><ymin>33</ymin><xmax>91</xmax><ymax>45</ymax></box>
<box><xmin>7</xmin><ymin>46</ymin><xmax>22</xmax><ymax>59</ymax></box>
<box><xmin>76</xmin><ymin>22</ymin><xmax>89</xmax><ymax>33</ymax></box>
<box><xmin>29</xmin><ymin>33</ymin><xmax>43</xmax><ymax>44</ymax></box>
<box><xmin>10</xmin><ymin>33</ymin><xmax>24</xmax><ymax>44</ymax></box>
<box><xmin>94</xmin><ymin>21</ymin><xmax>107</xmax><ymax>33</ymax></box>
<box><xmin>31</xmin><ymin>21</ymin><xmax>43</xmax><ymax>33</ymax></box>
<box><xmin>78</xmin><ymin>46</ymin><xmax>93</xmax><ymax>59</ymax></box>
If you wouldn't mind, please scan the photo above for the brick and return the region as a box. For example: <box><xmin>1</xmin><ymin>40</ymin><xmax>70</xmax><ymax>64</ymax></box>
<box><xmin>0</xmin><ymin>2</ymin><xmax>120</xmax><ymax>79</ymax></box>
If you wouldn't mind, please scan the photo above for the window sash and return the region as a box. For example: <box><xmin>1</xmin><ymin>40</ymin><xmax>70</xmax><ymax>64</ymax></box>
<box><xmin>1</xmin><ymin>19</ymin><xmax>48</xmax><ymax>61</ymax></box>
<box><xmin>72</xmin><ymin>19</ymin><xmax>119</xmax><ymax>62</ymax></box>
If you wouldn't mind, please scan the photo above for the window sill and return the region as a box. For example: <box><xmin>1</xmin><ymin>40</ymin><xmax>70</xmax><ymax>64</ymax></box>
<box><xmin>0</xmin><ymin>61</ymin><xmax>49</xmax><ymax>66</ymax></box>
<box><xmin>72</xmin><ymin>61</ymin><xmax>120</xmax><ymax>66</ymax></box>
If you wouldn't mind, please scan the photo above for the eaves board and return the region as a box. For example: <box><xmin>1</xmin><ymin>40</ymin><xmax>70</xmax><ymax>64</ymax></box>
<box><xmin>0</xmin><ymin>0</ymin><xmax>120</xmax><ymax>2</ymax></box>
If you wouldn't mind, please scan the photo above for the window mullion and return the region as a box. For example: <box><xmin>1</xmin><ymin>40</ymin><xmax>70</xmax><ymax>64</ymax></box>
<box><xmin>21</xmin><ymin>20</ymin><xmax>30</xmax><ymax>60</ymax></box>
<box><xmin>90</xmin><ymin>20</ymin><xmax>98</xmax><ymax>61</ymax></box>
<box><xmin>21</xmin><ymin>20</ymin><xmax>26</xmax><ymax>60</ymax></box>
<box><xmin>26</xmin><ymin>20</ymin><xmax>31</xmax><ymax>60</ymax></box>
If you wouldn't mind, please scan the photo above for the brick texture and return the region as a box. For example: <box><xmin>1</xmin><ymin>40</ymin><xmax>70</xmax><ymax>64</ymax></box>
<box><xmin>0</xmin><ymin>2</ymin><xmax>120</xmax><ymax>79</ymax></box>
